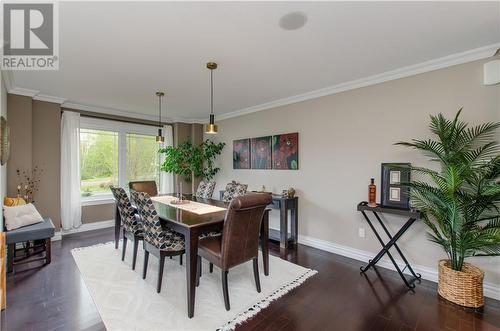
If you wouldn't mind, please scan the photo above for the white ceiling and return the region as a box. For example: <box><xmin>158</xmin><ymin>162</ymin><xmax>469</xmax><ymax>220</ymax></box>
<box><xmin>8</xmin><ymin>1</ymin><xmax>500</xmax><ymax>122</ymax></box>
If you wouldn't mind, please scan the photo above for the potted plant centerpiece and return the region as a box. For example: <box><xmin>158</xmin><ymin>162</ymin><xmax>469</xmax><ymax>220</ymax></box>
<box><xmin>159</xmin><ymin>139</ymin><xmax>225</xmax><ymax>203</ymax></box>
<box><xmin>397</xmin><ymin>110</ymin><xmax>500</xmax><ymax>308</ymax></box>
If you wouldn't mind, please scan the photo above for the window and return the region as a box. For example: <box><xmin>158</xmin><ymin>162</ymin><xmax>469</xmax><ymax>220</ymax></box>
<box><xmin>79</xmin><ymin>117</ymin><xmax>173</xmax><ymax>204</ymax></box>
<box><xmin>126</xmin><ymin>133</ymin><xmax>160</xmax><ymax>183</ymax></box>
<box><xmin>80</xmin><ymin>129</ymin><xmax>119</xmax><ymax>197</ymax></box>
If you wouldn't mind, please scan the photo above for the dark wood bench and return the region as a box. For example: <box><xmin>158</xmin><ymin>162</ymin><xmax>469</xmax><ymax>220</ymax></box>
<box><xmin>5</xmin><ymin>217</ymin><xmax>55</xmax><ymax>273</ymax></box>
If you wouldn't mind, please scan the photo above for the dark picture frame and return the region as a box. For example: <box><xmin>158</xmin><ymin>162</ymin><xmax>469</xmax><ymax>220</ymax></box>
<box><xmin>381</xmin><ymin>163</ymin><xmax>411</xmax><ymax>209</ymax></box>
<box><xmin>272</xmin><ymin>132</ymin><xmax>299</xmax><ymax>170</ymax></box>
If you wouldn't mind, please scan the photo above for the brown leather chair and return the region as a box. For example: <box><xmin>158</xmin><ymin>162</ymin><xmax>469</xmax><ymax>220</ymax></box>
<box><xmin>129</xmin><ymin>181</ymin><xmax>158</xmax><ymax>197</ymax></box>
<box><xmin>197</xmin><ymin>193</ymin><xmax>272</xmax><ymax>310</ymax></box>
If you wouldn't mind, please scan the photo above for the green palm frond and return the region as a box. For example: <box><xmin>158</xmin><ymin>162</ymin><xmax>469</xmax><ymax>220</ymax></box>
<box><xmin>398</xmin><ymin>110</ymin><xmax>500</xmax><ymax>271</ymax></box>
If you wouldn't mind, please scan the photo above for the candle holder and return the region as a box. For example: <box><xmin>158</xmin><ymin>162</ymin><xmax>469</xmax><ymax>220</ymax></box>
<box><xmin>171</xmin><ymin>181</ymin><xmax>190</xmax><ymax>205</ymax></box>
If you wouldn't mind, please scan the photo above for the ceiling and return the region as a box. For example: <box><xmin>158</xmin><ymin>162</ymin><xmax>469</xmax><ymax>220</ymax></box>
<box><xmin>7</xmin><ymin>1</ymin><xmax>500</xmax><ymax>122</ymax></box>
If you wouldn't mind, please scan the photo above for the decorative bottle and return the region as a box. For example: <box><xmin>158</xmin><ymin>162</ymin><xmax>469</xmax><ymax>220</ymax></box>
<box><xmin>368</xmin><ymin>178</ymin><xmax>377</xmax><ymax>207</ymax></box>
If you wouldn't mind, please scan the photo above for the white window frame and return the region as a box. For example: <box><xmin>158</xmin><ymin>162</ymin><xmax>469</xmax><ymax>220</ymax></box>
<box><xmin>80</xmin><ymin>117</ymin><xmax>171</xmax><ymax>205</ymax></box>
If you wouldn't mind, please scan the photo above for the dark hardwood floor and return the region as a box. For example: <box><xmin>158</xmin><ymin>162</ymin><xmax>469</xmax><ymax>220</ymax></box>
<box><xmin>1</xmin><ymin>228</ymin><xmax>499</xmax><ymax>331</ymax></box>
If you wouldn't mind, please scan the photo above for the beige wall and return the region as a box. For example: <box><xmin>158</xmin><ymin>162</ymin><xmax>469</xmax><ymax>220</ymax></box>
<box><xmin>82</xmin><ymin>204</ymin><xmax>114</xmax><ymax>223</ymax></box>
<box><xmin>7</xmin><ymin>94</ymin><xmax>32</xmax><ymax>199</ymax></box>
<box><xmin>32</xmin><ymin>101</ymin><xmax>61</xmax><ymax>229</ymax></box>
<box><xmin>208</xmin><ymin>59</ymin><xmax>500</xmax><ymax>288</ymax></box>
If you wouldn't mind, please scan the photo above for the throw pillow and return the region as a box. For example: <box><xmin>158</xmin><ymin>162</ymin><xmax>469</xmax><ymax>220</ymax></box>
<box><xmin>4</xmin><ymin>203</ymin><xmax>44</xmax><ymax>231</ymax></box>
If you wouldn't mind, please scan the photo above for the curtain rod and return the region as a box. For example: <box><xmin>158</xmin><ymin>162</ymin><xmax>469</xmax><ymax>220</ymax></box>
<box><xmin>61</xmin><ymin>107</ymin><xmax>173</xmax><ymax>128</ymax></box>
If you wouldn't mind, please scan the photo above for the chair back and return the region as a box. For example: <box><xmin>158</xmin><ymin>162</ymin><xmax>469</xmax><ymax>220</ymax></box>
<box><xmin>110</xmin><ymin>187</ymin><xmax>138</xmax><ymax>233</ymax></box>
<box><xmin>129</xmin><ymin>181</ymin><xmax>158</xmax><ymax>197</ymax></box>
<box><xmin>221</xmin><ymin>181</ymin><xmax>248</xmax><ymax>202</ymax></box>
<box><xmin>220</xmin><ymin>193</ymin><xmax>272</xmax><ymax>269</ymax></box>
<box><xmin>195</xmin><ymin>180</ymin><xmax>216</xmax><ymax>199</ymax></box>
<box><xmin>129</xmin><ymin>190</ymin><xmax>163</xmax><ymax>248</ymax></box>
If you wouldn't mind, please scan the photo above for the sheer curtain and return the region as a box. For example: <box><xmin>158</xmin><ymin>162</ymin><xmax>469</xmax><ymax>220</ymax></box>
<box><xmin>60</xmin><ymin>111</ymin><xmax>82</xmax><ymax>230</ymax></box>
<box><xmin>159</xmin><ymin>124</ymin><xmax>174</xmax><ymax>194</ymax></box>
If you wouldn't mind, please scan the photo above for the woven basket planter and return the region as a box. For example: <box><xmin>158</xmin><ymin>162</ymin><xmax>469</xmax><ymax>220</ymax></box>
<box><xmin>438</xmin><ymin>260</ymin><xmax>484</xmax><ymax>308</ymax></box>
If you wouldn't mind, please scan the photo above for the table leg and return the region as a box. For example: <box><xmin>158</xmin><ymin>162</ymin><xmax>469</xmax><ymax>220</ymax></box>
<box><xmin>260</xmin><ymin>210</ymin><xmax>270</xmax><ymax>276</ymax></box>
<box><xmin>114</xmin><ymin>205</ymin><xmax>120</xmax><ymax>249</ymax></box>
<box><xmin>185</xmin><ymin>229</ymin><xmax>199</xmax><ymax>318</ymax></box>
<box><xmin>280</xmin><ymin>201</ymin><xmax>288</xmax><ymax>252</ymax></box>
<box><xmin>290</xmin><ymin>201</ymin><xmax>298</xmax><ymax>246</ymax></box>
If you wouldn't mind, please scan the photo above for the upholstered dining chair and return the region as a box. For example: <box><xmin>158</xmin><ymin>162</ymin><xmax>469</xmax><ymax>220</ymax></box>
<box><xmin>221</xmin><ymin>181</ymin><xmax>248</xmax><ymax>202</ymax></box>
<box><xmin>130</xmin><ymin>190</ymin><xmax>185</xmax><ymax>293</ymax></box>
<box><xmin>110</xmin><ymin>187</ymin><xmax>143</xmax><ymax>270</ymax></box>
<box><xmin>194</xmin><ymin>180</ymin><xmax>216</xmax><ymax>199</ymax></box>
<box><xmin>196</xmin><ymin>193</ymin><xmax>272</xmax><ymax>310</ymax></box>
<box><xmin>129</xmin><ymin>180</ymin><xmax>158</xmax><ymax>197</ymax></box>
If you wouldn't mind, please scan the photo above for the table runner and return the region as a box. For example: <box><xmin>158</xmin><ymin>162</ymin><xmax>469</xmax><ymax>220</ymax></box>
<box><xmin>151</xmin><ymin>195</ymin><xmax>227</xmax><ymax>215</ymax></box>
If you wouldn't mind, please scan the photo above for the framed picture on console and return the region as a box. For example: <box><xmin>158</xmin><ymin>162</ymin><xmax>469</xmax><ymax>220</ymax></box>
<box><xmin>381</xmin><ymin>163</ymin><xmax>411</xmax><ymax>209</ymax></box>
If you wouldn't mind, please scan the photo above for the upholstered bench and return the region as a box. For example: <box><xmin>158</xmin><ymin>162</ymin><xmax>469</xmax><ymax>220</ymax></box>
<box><xmin>5</xmin><ymin>217</ymin><xmax>55</xmax><ymax>273</ymax></box>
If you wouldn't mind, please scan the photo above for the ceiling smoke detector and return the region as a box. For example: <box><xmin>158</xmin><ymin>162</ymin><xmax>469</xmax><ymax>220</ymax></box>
<box><xmin>279</xmin><ymin>12</ymin><xmax>308</xmax><ymax>31</ymax></box>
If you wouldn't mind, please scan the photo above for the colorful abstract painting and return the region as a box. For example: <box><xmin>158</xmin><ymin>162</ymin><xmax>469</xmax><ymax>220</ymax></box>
<box><xmin>272</xmin><ymin>132</ymin><xmax>299</xmax><ymax>170</ymax></box>
<box><xmin>233</xmin><ymin>139</ymin><xmax>250</xmax><ymax>169</ymax></box>
<box><xmin>251</xmin><ymin>136</ymin><xmax>272</xmax><ymax>169</ymax></box>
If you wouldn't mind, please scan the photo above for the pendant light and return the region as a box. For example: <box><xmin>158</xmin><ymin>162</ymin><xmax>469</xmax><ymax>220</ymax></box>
<box><xmin>155</xmin><ymin>91</ymin><xmax>165</xmax><ymax>143</ymax></box>
<box><xmin>205</xmin><ymin>62</ymin><xmax>218</xmax><ymax>134</ymax></box>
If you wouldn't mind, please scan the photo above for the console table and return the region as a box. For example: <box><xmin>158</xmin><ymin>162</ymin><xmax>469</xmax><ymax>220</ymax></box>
<box><xmin>357</xmin><ymin>201</ymin><xmax>422</xmax><ymax>289</ymax></box>
<box><xmin>220</xmin><ymin>191</ymin><xmax>298</xmax><ymax>251</ymax></box>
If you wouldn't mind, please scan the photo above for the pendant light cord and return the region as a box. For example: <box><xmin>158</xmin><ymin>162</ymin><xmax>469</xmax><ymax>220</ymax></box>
<box><xmin>210</xmin><ymin>68</ymin><xmax>214</xmax><ymax>115</ymax></box>
<box><xmin>158</xmin><ymin>94</ymin><xmax>162</xmax><ymax>128</ymax></box>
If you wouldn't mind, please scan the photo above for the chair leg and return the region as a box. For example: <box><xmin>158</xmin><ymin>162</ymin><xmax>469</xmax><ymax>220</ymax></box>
<box><xmin>209</xmin><ymin>262</ymin><xmax>213</xmax><ymax>273</ymax></box>
<box><xmin>179</xmin><ymin>254</ymin><xmax>183</xmax><ymax>266</ymax></box>
<box><xmin>122</xmin><ymin>236</ymin><xmax>127</xmax><ymax>261</ymax></box>
<box><xmin>253</xmin><ymin>257</ymin><xmax>261</xmax><ymax>293</ymax></box>
<box><xmin>45</xmin><ymin>238</ymin><xmax>52</xmax><ymax>265</ymax></box>
<box><xmin>143</xmin><ymin>250</ymin><xmax>149</xmax><ymax>279</ymax></box>
<box><xmin>222</xmin><ymin>270</ymin><xmax>230</xmax><ymax>311</ymax></box>
<box><xmin>157</xmin><ymin>255</ymin><xmax>166</xmax><ymax>293</ymax></box>
<box><xmin>7</xmin><ymin>244</ymin><xmax>14</xmax><ymax>273</ymax></box>
<box><xmin>132</xmin><ymin>239</ymin><xmax>139</xmax><ymax>270</ymax></box>
<box><xmin>196</xmin><ymin>256</ymin><xmax>201</xmax><ymax>287</ymax></box>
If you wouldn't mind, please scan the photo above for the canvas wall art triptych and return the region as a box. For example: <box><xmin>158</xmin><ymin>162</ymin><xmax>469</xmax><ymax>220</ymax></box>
<box><xmin>233</xmin><ymin>132</ymin><xmax>299</xmax><ymax>170</ymax></box>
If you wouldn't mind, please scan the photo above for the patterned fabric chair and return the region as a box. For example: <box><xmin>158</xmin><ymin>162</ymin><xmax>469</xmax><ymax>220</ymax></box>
<box><xmin>110</xmin><ymin>187</ymin><xmax>143</xmax><ymax>270</ymax></box>
<box><xmin>130</xmin><ymin>190</ymin><xmax>185</xmax><ymax>293</ymax></box>
<box><xmin>221</xmin><ymin>181</ymin><xmax>248</xmax><ymax>202</ymax></box>
<box><xmin>194</xmin><ymin>180</ymin><xmax>216</xmax><ymax>199</ymax></box>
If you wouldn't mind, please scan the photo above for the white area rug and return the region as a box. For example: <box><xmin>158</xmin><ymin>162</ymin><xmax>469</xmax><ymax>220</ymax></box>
<box><xmin>150</xmin><ymin>196</ymin><xmax>227</xmax><ymax>215</ymax></box>
<box><xmin>71</xmin><ymin>242</ymin><xmax>317</xmax><ymax>331</ymax></box>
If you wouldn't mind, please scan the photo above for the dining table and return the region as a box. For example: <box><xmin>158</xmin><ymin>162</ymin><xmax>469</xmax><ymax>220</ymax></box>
<box><xmin>113</xmin><ymin>193</ymin><xmax>270</xmax><ymax>318</ymax></box>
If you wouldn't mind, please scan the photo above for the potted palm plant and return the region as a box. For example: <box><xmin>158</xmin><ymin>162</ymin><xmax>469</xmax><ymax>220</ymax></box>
<box><xmin>397</xmin><ymin>110</ymin><xmax>500</xmax><ymax>308</ymax></box>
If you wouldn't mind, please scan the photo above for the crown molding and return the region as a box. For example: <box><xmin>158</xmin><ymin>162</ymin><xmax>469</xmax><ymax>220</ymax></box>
<box><xmin>62</xmin><ymin>101</ymin><xmax>205</xmax><ymax>124</ymax></box>
<box><xmin>5</xmin><ymin>43</ymin><xmax>499</xmax><ymax>123</ymax></box>
<box><xmin>8</xmin><ymin>87</ymin><xmax>39</xmax><ymax>97</ymax></box>
<box><xmin>33</xmin><ymin>94</ymin><xmax>66</xmax><ymax>104</ymax></box>
<box><xmin>217</xmin><ymin>43</ymin><xmax>500</xmax><ymax>121</ymax></box>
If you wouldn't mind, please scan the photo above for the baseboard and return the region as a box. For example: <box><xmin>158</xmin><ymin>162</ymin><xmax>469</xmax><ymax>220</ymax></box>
<box><xmin>298</xmin><ymin>234</ymin><xmax>500</xmax><ymax>301</ymax></box>
<box><xmin>53</xmin><ymin>220</ymin><xmax>115</xmax><ymax>241</ymax></box>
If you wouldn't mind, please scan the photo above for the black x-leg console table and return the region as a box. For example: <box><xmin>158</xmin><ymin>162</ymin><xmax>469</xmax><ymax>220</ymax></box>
<box><xmin>357</xmin><ymin>201</ymin><xmax>422</xmax><ymax>289</ymax></box>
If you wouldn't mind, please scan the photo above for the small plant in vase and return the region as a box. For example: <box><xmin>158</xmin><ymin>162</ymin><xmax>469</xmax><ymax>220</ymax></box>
<box><xmin>397</xmin><ymin>110</ymin><xmax>500</xmax><ymax>308</ymax></box>
<box><xmin>16</xmin><ymin>166</ymin><xmax>43</xmax><ymax>203</ymax></box>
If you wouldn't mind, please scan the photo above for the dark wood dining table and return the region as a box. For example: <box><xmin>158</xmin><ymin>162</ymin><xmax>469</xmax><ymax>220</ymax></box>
<box><xmin>113</xmin><ymin>194</ymin><xmax>270</xmax><ymax>318</ymax></box>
